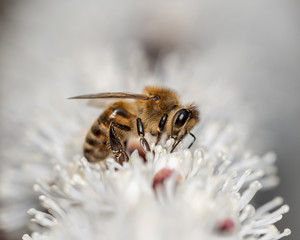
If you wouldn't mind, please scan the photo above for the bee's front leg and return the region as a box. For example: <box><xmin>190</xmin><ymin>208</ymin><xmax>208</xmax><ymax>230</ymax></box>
<box><xmin>109</xmin><ymin>122</ymin><xmax>130</xmax><ymax>165</ymax></box>
<box><xmin>155</xmin><ymin>114</ymin><xmax>168</xmax><ymax>145</ymax></box>
<box><xmin>136</xmin><ymin>118</ymin><xmax>150</xmax><ymax>152</ymax></box>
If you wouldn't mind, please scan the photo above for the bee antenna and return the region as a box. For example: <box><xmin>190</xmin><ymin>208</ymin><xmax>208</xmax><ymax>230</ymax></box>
<box><xmin>188</xmin><ymin>132</ymin><xmax>196</xmax><ymax>149</ymax></box>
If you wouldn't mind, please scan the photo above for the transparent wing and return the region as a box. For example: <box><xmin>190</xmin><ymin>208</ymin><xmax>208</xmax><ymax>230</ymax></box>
<box><xmin>68</xmin><ymin>92</ymin><xmax>156</xmax><ymax>100</ymax></box>
<box><xmin>86</xmin><ymin>99</ymin><xmax>111</xmax><ymax>108</ymax></box>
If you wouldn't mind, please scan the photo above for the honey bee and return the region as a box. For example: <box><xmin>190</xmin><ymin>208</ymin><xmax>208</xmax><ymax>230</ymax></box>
<box><xmin>69</xmin><ymin>86</ymin><xmax>200</xmax><ymax>164</ymax></box>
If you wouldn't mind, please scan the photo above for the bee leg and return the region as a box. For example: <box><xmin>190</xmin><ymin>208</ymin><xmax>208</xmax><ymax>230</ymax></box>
<box><xmin>156</xmin><ymin>114</ymin><xmax>168</xmax><ymax>145</ymax></box>
<box><xmin>136</xmin><ymin>118</ymin><xmax>151</xmax><ymax>152</ymax></box>
<box><xmin>109</xmin><ymin>122</ymin><xmax>131</xmax><ymax>165</ymax></box>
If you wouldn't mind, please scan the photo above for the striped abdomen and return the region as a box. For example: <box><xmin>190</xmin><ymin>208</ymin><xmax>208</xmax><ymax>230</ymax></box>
<box><xmin>83</xmin><ymin>117</ymin><xmax>109</xmax><ymax>162</ymax></box>
<box><xmin>83</xmin><ymin>101</ymin><xmax>135</xmax><ymax>162</ymax></box>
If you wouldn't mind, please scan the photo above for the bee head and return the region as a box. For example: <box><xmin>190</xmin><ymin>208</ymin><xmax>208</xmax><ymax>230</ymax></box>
<box><xmin>169</xmin><ymin>104</ymin><xmax>200</xmax><ymax>140</ymax></box>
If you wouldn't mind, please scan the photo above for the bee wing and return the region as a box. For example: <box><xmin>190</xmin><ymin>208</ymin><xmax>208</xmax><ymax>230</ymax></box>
<box><xmin>68</xmin><ymin>92</ymin><xmax>156</xmax><ymax>100</ymax></box>
<box><xmin>86</xmin><ymin>99</ymin><xmax>111</xmax><ymax>108</ymax></box>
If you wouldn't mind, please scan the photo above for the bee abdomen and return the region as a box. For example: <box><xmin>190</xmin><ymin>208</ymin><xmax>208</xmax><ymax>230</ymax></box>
<box><xmin>84</xmin><ymin>123</ymin><xmax>109</xmax><ymax>162</ymax></box>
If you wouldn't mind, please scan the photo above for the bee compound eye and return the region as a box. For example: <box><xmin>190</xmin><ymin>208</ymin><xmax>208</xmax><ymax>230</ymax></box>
<box><xmin>175</xmin><ymin>109</ymin><xmax>190</xmax><ymax>128</ymax></box>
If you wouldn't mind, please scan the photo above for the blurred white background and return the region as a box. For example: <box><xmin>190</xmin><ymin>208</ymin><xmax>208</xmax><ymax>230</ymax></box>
<box><xmin>0</xmin><ymin>0</ymin><xmax>299</xmax><ymax>239</ymax></box>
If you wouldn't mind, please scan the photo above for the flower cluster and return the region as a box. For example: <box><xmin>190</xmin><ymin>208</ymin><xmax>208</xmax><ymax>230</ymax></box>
<box><xmin>23</xmin><ymin>123</ymin><xmax>290</xmax><ymax>240</ymax></box>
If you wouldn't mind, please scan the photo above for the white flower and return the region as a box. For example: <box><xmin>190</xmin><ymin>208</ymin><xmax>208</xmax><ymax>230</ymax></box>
<box><xmin>22</xmin><ymin>123</ymin><xmax>290</xmax><ymax>240</ymax></box>
<box><xmin>1</xmin><ymin>1</ymin><xmax>296</xmax><ymax>239</ymax></box>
